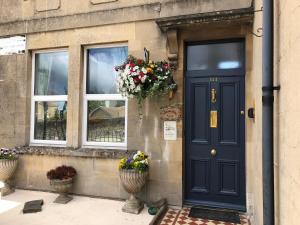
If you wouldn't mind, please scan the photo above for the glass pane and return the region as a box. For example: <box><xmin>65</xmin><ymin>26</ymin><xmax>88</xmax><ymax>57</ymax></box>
<box><xmin>87</xmin><ymin>100</ymin><xmax>125</xmax><ymax>143</ymax></box>
<box><xmin>34</xmin><ymin>101</ymin><xmax>67</xmax><ymax>141</ymax></box>
<box><xmin>87</xmin><ymin>47</ymin><xmax>128</xmax><ymax>94</ymax></box>
<box><xmin>187</xmin><ymin>42</ymin><xmax>244</xmax><ymax>70</ymax></box>
<box><xmin>34</xmin><ymin>51</ymin><xmax>68</xmax><ymax>95</ymax></box>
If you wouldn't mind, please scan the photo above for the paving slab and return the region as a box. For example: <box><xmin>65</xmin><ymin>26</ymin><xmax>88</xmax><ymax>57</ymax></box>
<box><xmin>0</xmin><ymin>190</ymin><xmax>154</xmax><ymax>225</ymax></box>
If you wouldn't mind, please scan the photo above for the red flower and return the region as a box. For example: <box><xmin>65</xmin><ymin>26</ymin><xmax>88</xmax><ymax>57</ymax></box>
<box><xmin>133</xmin><ymin>76</ymin><xmax>141</xmax><ymax>84</ymax></box>
<box><xmin>130</xmin><ymin>63</ymin><xmax>135</xmax><ymax>67</ymax></box>
<box><xmin>137</xmin><ymin>59</ymin><xmax>143</xmax><ymax>65</ymax></box>
<box><xmin>139</xmin><ymin>72</ymin><xmax>144</xmax><ymax>77</ymax></box>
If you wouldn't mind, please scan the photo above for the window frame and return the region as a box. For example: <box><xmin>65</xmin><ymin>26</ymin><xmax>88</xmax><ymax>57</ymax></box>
<box><xmin>30</xmin><ymin>49</ymin><xmax>69</xmax><ymax>146</ymax></box>
<box><xmin>82</xmin><ymin>44</ymin><xmax>128</xmax><ymax>149</ymax></box>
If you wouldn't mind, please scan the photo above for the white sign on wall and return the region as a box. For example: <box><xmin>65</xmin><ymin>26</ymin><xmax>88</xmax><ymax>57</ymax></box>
<box><xmin>0</xmin><ymin>36</ymin><xmax>26</xmax><ymax>55</ymax></box>
<box><xmin>164</xmin><ymin>121</ymin><xmax>177</xmax><ymax>141</ymax></box>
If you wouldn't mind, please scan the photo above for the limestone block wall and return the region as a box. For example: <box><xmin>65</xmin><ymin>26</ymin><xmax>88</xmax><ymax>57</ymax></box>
<box><xmin>276</xmin><ymin>0</ymin><xmax>300</xmax><ymax>224</ymax></box>
<box><xmin>0</xmin><ymin>54</ymin><xmax>29</xmax><ymax>148</ymax></box>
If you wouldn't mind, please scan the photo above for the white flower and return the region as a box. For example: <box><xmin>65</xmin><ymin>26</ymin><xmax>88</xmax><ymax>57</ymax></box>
<box><xmin>141</xmin><ymin>75</ymin><xmax>147</xmax><ymax>83</ymax></box>
<box><xmin>142</xmin><ymin>67</ymin><xmax>147</xmax><ymax>74</ymax></box>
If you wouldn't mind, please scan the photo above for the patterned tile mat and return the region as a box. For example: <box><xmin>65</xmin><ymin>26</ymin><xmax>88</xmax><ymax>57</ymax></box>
<box><xmin>158</xmin><ymin>207</ymin><xmax>250</xmax><ymax>225</ymax></box>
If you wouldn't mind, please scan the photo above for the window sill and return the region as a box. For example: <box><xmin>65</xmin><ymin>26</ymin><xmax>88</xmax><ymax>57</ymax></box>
<box><xmin>16</xmin><ymin>146</ymin><xmax>135</xmax><ymax>159</ymax></box>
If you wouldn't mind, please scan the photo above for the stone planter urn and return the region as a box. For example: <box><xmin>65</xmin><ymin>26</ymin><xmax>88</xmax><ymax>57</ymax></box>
<box><xmin>119</xmin><ymin>169</ymin><xmax>149</xmax><ymax>214</ymax></box>
<box><xmin>50</xmin><ymin>178</ymin><xmax>74</xmax><ymax>204</ymax></box>
<box><xmin>0</xmin><ymin>159</ymin><xmax>18</xmax><ymax>196</ymax></box>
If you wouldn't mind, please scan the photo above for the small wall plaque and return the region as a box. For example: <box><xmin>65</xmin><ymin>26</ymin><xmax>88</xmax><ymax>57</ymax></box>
<box><xmin>164</xmin><ymin>121</ymin><xmax>177</xmax><ymax>141</ymax></box>
<box><xmin>160</xmin><ymin>105</ymin><xmax>182</xmax><ymax>121</ymax></box>
<box><xmin>36</xmin><ymin>0</ymin><xmax>60</xmax><ymax>12</ymax></box>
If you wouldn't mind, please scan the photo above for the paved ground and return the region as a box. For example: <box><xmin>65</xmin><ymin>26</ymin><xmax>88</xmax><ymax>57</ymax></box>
<box><xmin>158</xmin><ymin>208</ymin><xmax>250</xmax><ymax>225</ymax></box>
<box><xmin>0</xmin><ymin>189</ymin><xmax>154</xmax><ymax>225</ymax></box>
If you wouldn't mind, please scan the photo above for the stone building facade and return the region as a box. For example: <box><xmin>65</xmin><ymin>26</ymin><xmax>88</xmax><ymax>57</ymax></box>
<box><xmin>0</xmin><ymin>0</ymin><xmax>299</xmax><ymax>225</ymax></box>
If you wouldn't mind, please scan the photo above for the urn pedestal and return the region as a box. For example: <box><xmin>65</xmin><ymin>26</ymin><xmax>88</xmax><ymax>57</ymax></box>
<box><xmin>0</xmin><ymin>159</ymin><xmax>18</xmax><ymax>196</ymax></box>
<box><xmin>50</xmin><ymin>178</ymin><xmax>74</xmax><ymax>204</ymax></box>
<box><xmin>119</xmin><ymin>169</ymin><xmax>148</xmax><ymax>214</ymax></box>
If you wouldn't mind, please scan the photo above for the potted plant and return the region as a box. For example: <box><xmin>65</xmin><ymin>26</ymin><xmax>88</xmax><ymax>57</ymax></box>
<box><xmin>46</xmin><ymin>165</ymin><xmax>77</xmax><ymax>204</ymax></box>
<box><xmin>0</xmin><ymin>148</ymin><xmax>18</xmax><ymax>196</ymax></box>
<box><xmin>118</xmin><ymin>151</ymin><xmax>149</xmax><ymax>214</ymax></box>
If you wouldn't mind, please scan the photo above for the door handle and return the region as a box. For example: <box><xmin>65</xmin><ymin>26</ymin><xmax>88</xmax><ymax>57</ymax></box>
<box><xmin>211</xmin><ymin>149</ymin><xmax>217</xmax><ymax>156</ymax></box>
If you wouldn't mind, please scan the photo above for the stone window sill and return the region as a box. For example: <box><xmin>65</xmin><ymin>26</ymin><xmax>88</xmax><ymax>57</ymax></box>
<box><xmin>16</xmin><ymin>146</ymin><xmax>135</xmax><ymax>159</ymax></box>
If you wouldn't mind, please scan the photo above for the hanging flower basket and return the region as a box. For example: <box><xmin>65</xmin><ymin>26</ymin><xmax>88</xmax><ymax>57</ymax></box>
<box><xmin>115</xmin><ymin>55</ymin><xmax>177</xmax><ymax>114</ymax></box>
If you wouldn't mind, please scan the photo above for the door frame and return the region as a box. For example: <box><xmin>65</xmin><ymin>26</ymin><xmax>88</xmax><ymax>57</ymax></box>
<box><xmin>183</xmin><ymin>38</ymin><xmax>247</xmax><ymax>211</ymax></box>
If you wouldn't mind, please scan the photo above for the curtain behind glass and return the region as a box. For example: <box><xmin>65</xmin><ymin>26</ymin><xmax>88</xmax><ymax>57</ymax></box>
<box><xmin>34</xmin><ymin>51</ymin><xmax>68</xmax><ymax>95</ymax></box>
<box><xmin>87</xmin><ymin>47</ymin><xmax>128</xmax><ymax>94</ymax></box>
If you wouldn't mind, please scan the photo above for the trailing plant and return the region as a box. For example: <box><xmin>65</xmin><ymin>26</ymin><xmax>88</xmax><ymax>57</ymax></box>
<box><xmin>119</xmin><ymin>151</ymin><xmax>149</xmax><ymax>173</ymax></box>
<box><xmin>46</xmin><ymin>165</ymin><xmax>77</xmax><ymax>180</ymax></box>
<box><xmin>115</xmin><ymin>55</ymin><xmax>177</xmax><ymax>114</ymax></box>
<box><xmin>0</xmin><ymin>148</ymin><xmax>18</xmax><ymax>160</ymax></box>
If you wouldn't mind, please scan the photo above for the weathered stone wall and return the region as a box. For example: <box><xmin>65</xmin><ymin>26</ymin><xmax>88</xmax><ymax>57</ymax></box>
<box><xmin>247</xmin><ymin>1</ymin><xmax>263</xmax><ymax>224</ymax></box>
<box><xmin>276</xmin><ymin>0</ymin><xmax>300</xmax><ymax>224</ymax></box>
<box><xmin>0</xmin><ymin>54</ymin><xmax>29</xmax><ymax>148</ymax></box>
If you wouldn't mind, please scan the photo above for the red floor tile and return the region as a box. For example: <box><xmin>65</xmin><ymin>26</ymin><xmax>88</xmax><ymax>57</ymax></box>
<box><xmin>158</xmin><ymin>208</ymin><xmax>250</xmax><ymax>225</ymax></box>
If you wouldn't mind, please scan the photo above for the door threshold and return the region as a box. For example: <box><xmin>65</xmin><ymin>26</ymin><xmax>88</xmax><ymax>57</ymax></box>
<box><xmin>184</xmin><ymin>200</ymin><xmax>246</xmax><ymax>212</ymax></box>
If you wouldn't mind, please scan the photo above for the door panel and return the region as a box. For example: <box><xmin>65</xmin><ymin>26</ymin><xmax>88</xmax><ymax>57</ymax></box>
<box><xmin>184</xmin><ymin>40</ymin><xmax>245</xmax><ymax>211</ymax></box>
<box><xmin>191</xmin><ymin>82</ymin><xmax>210</xmax><ymax>143</ymax></box>
<box><xmin>190</xmin><ymin>159</ymin><xmax>210</xmax><ymax>193</ymax></box>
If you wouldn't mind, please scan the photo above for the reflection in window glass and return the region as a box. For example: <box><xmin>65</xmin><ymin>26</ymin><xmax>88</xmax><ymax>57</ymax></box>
<box><xmin>187</xmin><ymin>42</ymin><xmax>244</xmax><ymax>71</ymax></box>
<box><xmin>87</xmin><ymin>100</ymin><xmax>125</xmax><ymax>143</ymax></box>
<box><xmin>87</xmin><ymin>47</ymin><xmax>128</xmax><ymax>94</ymax></box>
<box><xmin>34</xmin><ymin>51</ymin><xmax>68</xmax><ymax>95</ymax></box>
<box><xmin>34</xmin><ymin>101</ymin><xmax>67</xmax><ymax>141</ymax></box>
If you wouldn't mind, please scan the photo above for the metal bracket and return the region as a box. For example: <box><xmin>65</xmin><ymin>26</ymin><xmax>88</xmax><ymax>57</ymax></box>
<box><xmin>251</xmin><ymin>7</ymin><xmax>263</xmax><ymax>38</ymax></box>
<box><xmin>252</xmin><ymin>27</ymin><xmax>263</xmax><ymax>38</ymax></box>
<box><xmin>262</xmin><ymin>86</ymin><xmax>281</xmax><ymax>91</ymax></box>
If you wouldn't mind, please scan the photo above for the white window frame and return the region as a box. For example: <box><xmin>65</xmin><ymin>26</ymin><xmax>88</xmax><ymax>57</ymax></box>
<box><xmin>30</xmin><ymin>49</ymin><xmax>68</xmax><ymax>146</ymax></box>
<box><xmin>82</xmin><ymin>44</ymin><xmax>128</xmax><ymax>149</ymax></box>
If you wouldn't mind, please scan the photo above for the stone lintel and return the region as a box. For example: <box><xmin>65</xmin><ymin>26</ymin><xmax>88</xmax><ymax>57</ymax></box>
<box><xmin>0</xmin><ymin>2</ymin><xmax>253</xmax><ymax>37</ymax></box>
<box><xmin>0</xmin><ymin>2</ymin><xmax>162</xmax><ymax>37</ymax></box>
<box><xmin>156</xmin><ymin>7</ymin><xmax>254</xmax><ymax>32</ymax></box>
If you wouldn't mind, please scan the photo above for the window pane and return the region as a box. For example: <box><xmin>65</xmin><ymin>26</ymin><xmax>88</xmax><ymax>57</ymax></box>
<box><xmin>187</xmin><ymin>42</ymin><xmax>244</xmax><ymax>70</ymax></box>
<box><xmin>34</xmin><ymin>101</ymin><xmax>67</xmax><ymax>141</ymax></box>
<box><xmin>87</xmin><ymin>47</ymin><xmax>128</xmax><ymax>94</ymax></box>
<box><xmin>34</xmin><ymin>51</ymin><xmax>68</xmax><ymax>95</ymax></box>
<box><xmin>87</xmin><ymin>100</ymin><xmax>125</xmax><ymax>143</ymax></box>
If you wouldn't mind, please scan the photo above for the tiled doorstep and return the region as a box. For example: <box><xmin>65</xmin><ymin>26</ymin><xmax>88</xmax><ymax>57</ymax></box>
<box><xmin>158</xmin><ymin>207</ymin><xmax>250</xmax><ymax>225</ymax></box>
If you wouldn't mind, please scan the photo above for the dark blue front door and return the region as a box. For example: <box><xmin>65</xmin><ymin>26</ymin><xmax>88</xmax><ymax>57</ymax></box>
<box><xmin>184</xmin><ymin>40</ymin><xmax>246</xmax><ymax>211</ymax></box>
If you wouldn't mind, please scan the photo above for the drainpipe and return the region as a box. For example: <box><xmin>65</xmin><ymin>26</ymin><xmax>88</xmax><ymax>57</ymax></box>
<box><xmin>262</xmin><ymin>0</ymin><xmax>275</xmax><ymax>225</ymax></box>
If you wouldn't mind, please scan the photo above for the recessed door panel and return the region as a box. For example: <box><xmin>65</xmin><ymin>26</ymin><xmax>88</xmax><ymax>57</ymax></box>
<box><xmin>217</xmin><ymin>160</ymin><xmax>239</xmax><ymax>196</ymax></box>
<box><xmin>190</xmin><ymin>159</ymin><xmax>211</xmax><ymax>193</ymax></box>
<box><xmin>192</xmin><ymin>83</ymin><xmax>210</xmax><ymax>144</ymax></box>
<box><xmin>219</xmin><ymin>81</ymin><xmax>239</xmax><ymax>145</ymax></box>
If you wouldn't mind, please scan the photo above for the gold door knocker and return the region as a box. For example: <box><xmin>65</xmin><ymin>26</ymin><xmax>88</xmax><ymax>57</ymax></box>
<box><xmin>211</xmin><ymin>88</ymin><xmax>217</xmax><ymax>103</ymax></box>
